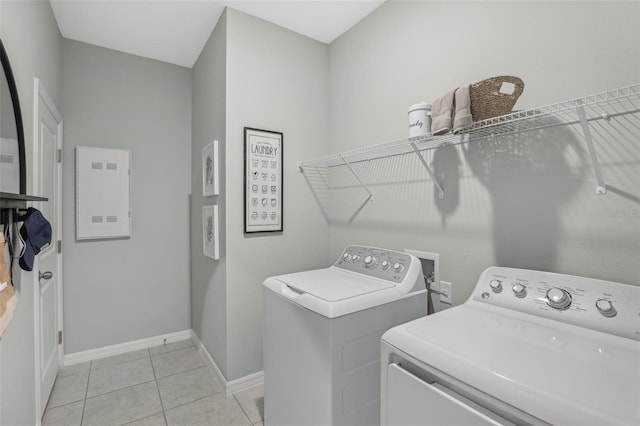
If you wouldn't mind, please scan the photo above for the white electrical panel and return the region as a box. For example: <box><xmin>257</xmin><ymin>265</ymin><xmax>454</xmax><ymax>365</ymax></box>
<box><xmin>76</xmin><ymin>146</ymin><xmax>131</xmax><ymax>240</ymax></box>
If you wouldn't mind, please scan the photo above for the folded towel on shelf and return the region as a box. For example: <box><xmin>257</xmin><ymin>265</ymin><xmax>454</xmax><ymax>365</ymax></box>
<box><xmin>453</xmin><ymin>85</ymin><xmax>473</xmax><ymax>134</ymax></box>
<box><xmin>431</xmin><ymin>88</ymin><xmax>456</xmax><ymax>135</ymax></box>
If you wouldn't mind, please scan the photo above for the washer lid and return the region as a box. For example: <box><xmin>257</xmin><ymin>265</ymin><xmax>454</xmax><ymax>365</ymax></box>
<box><xmin>276</xmin><ymin>268</ymin><xmax>394</xmax><ymax>301</ymax></box>
<box><xmin>263</xmin><ymin>267</ymin><xmax>419</xmax><ymax>318</ymax></box>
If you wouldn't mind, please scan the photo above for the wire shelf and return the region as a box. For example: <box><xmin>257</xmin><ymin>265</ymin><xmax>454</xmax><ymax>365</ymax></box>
<box><xmin>298</xmin><ymin>83</ymin><xmax>640</xmax><ymax>170</ymax></box>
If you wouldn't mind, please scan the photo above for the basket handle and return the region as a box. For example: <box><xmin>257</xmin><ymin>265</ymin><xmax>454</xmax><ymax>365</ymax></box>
<box><xmin>489</xmin><ymin>75</ymin><xmax>524</xmax><ymax>100</ymax></box>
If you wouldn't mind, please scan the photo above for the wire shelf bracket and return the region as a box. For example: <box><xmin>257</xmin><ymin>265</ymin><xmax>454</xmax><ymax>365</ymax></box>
<box><xmin>340</xmin><ymin>154</ymin><xmax>374</xmax><ymax>203</ymax></box>
<box><xmin>410</xmin><ymin>142</ymin><xmax>445</xmax><ymax>198</ymax></box>
<box><xmin>576</xmin><ymin>101</ymin><xmax>606</xmax><ymax>194</ymax></box>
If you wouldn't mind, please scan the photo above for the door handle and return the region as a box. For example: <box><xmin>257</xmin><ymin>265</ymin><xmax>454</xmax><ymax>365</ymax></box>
<box><xmin>39</xmin><ymin>271</ymin><xmax>53</xmax><ymax>281</ymax></box>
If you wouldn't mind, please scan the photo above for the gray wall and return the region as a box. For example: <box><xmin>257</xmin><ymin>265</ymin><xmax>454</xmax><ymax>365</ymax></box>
<box><xmin>191</xmin><ymin>11</ymin><xmax>228</xmax><ymax>377</ymax></box>
<box><xmin>224</xmin><ymin>8</ymin><xmax>330</xmax><ymax>380</ymax></box>
<box><xmin>60</xmin><ymin>40</ymin><xmax>192</xmax><ymax>353</ymax></box>
<box><xmin>327</xmin><ymin>0</ymin><xmax>640</xmax><ymax>308</ymax></box>
<box><xmin>0</xmin><ymin>1</ymin><xmax>62</xmax><ymax>424</ymax></box>
<box><xmin>190</xmin><ymin>8</ymin><xmax>330</xmax><ymax>381</ymax></box>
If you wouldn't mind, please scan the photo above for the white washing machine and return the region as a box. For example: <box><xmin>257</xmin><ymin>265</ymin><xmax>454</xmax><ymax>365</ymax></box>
<box><xmin>263</xmin><ymin>245</ymin><xmax>427</xmax><ymax>426</ymax></box>
<box><xmin>381</xmin><ymin>267</ymin><xmax>640</xmax><ymax>425</ymax></box>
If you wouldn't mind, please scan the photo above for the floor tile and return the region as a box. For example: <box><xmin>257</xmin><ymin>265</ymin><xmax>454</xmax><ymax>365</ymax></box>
<box><xmin>91</xmin><ymin>348</ymin><xmax>150</xmax><ymax>370</ymax></box>
<box><xmin>58</xmin><ymin>361</ymin><xmax>91</xmax><ymax>378</ymax></box>
<box><xmin>82</xmin><ymin>381</ymin><xmax>162</xmax><ymax>426</ymax></box>
<box><xmin>149</xmin><ymin>339</ymin><xmax>194</xmax><ymax>357</ymax></box>
<box><xmin>151</xmin><ymin>346</ymin><xmax>205</xmax><ymax>379</ymax></box>
<box><xmin>45</xmin><ymin>344</ymin><xmax>262</xmax><ymax>426</ymax></box>
<box><xmin>47</xmin><ymin>373</ymin><xmax>89</xmax><ymax>409</ymax></box>
<box><xmin>157</xmin><ymin>366</ymin><xmax>222</xmax><ymax>410</ymax></box>
<box><xmin>87</xmin><ymin>357</ymin><xmax>155</xmax><ymax>397</ymax></box>
<box><xmin>42</xmin><ymin>401</ymin><xmax>83</xmax><ymax>426</ymax></box>
<box><xmin>234</xmin><ymin>384</ymin><xmax>264</xmax><ymax>424</ymax></box>
<box><xmin>122</xmin><ymin>413</ymin><xmax>167</xmax><ymax>426</ymax></box>
<box><xmin>164</xmin><ymin>394</ymin><xmax>252</xmax><ymax>426</ymax></box>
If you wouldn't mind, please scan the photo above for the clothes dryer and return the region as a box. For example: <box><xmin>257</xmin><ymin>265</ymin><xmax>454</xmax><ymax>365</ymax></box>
<box><xmin>381</xmin><ymin>267</ymin><xmax>640</xmax><ymax>425</ymax></box>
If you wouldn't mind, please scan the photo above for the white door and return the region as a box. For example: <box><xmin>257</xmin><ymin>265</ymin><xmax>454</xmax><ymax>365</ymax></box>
<box><xmin>33</xmin><ymin>78</ymin><xmax>63</xmax><ymax>419</ymax></box>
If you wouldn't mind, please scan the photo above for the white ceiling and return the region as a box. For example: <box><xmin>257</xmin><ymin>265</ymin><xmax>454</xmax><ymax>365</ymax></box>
<box><xmin>49</xmin><ymin>0</ymin><xmax>385</xmax><ymax>68</ymax></box>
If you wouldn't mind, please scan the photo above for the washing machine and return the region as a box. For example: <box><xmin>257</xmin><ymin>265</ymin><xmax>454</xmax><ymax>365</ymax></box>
<box><xmin>263</xmin><ymin>245</ymin><xmax>427</xmax><ymax>426</ymax></box>
<box><xmin>381</xmin><ymin>266</ymin><xmax>640</xmax><ymax>425</ymax></box>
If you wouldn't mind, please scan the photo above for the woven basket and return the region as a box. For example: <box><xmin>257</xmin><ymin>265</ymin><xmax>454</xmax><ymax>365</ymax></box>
<box><xmin>470</xmin><ymin>75</ymin><xmax>524</xmax><ymax>122</ymax></box>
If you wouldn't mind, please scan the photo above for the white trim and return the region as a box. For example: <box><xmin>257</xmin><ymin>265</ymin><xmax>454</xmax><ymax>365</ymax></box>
<box><xmin>63</xmin><ymin>330</ymin><xmax>192</xmax><ymax>366</ymax></box>
<box><xmin>226</xmin><ymin>369</ymin><xmax>264</xmax><ymax>395</ymax></box>
<box><xmin>32</xmin><ymin>76</ymin><xmax>41</xmax><ymax>425</ymax></box>
<box><xmin>63</xmin><ymin>329</ymin><xmax>264</xmax><ymax>395</ymax></box>
<box><xmin>56</xmin><ymin>121</ymin><xmax>64</xmax><ymax>368</ymax></box>
<box><xmin>190</xmin><ymin>331</ymin><xmax>264</xmax><ymax>395</ymax></box>
<box><xmin>190</xmin><ymin>331</ymin><xmax>226</xmax><ymax>389</ymax></box>
<box><xmin>32</xmin><ymin>77</ymin><xmax>64</xmax><ymax>424</ymax></box>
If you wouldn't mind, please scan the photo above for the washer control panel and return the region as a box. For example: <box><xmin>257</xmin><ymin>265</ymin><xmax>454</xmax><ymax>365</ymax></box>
<box><xmin>334</xmin><ymin>245</ymin><xmax>416</xmax><ymax>285</ymax></box>
<box><xmin>471</xmin><ymin>267</ymin><xmax>640</xmax><ymax>341</ymax></box>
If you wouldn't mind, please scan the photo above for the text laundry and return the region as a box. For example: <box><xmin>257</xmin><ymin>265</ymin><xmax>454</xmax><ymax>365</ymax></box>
<box><xmin>251</xmin><ymin>144</ymin><xmax>278</xmax><ymax>157</ymax></box>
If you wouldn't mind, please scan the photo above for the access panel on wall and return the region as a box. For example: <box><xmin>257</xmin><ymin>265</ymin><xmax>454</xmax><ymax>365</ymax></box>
<box><xmin>244</xmin><ymin>127</ymin><xmax>283</xmax><ymax>233</ymax></box>
<box><xmin>76</xmin><ymin>146</ymin><xmax>131</xmax><ymax>240</ymax></box>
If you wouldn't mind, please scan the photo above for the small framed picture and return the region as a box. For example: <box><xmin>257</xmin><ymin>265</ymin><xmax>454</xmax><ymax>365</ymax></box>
<box><xmin>202</xmin><ymin>140</ymin><xmax>219</xmax><ymax>196</ymax></box>
<box><xmin>202</xmin><ymin>205</ymin><xmax>219</xmax><ymax>259</ymax></box>
<box><xmin>244</xmin><ymin>127</ymin><xmax>283</xmax><ymax>233</ymax></box>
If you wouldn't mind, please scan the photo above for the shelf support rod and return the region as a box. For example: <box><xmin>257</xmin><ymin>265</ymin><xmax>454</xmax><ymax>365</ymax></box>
<box><xmin>576</xmin><ymin>102</ymin><xmax>606</xmax><ymax>194</ymax></box>
<box><xmin>339</xmin><ymin>155</ymin><xmax>373</xmax><ymax>202</ymax></box>
<box><xmin>410</xmin><ymin>142</ymin><xmax>445</xmax><ymax>199</ymax></box>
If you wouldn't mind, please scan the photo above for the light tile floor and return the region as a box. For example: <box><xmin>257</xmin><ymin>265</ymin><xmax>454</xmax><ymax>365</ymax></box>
<box><xmin>42</xmin><ymin>340</ymin><xmax>264</xmax><ymax>426</ymax></box>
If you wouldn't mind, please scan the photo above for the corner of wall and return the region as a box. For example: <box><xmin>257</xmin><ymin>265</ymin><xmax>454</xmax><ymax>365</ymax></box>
<box><xmin>191</xmin><ymin>7</ymin><xmax>229</xmax><ymax>379</ymax></box>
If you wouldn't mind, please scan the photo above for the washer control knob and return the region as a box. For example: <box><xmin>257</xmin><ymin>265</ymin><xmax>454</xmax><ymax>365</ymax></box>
<box><xmin>393</xmin><ymin>263</ymin><xmax>403</xmax><ymax>272</ymax></box>
<box><xmin>351</xmin><ymin>255</ymin><xmax>360</xmax><ymax>262</ymax></box>
<box><xmin>364</xmin><ymin>255</ymin><xmax>377</xmax><ymax>267</ymax></box>
<box><xmin>512</xmin><ymin>283</ymin><xmax>527</xmax><ymax>298</ymax></box>
<box><xmin>343</xmin><ymin>253</ymin><xmax>351</xmax><ymax>261</ymax></box>
<box><xmin>489</xmin><ymin>279</ymin><xmax>503</xmax><ymax>293</ymax></box>
<box><xmin>546</xmin><ymin>288</ymin><xmax>572</xmax><ymax>310</ymax></box>
<box><xmin>381</xmin><ymin>260</ymin><xmax>390</xmax><ymax>270</ymax></box>
<box><xmin>595</xmin><ymin>299</ymin><xmax>617</xmax><ymax>318</ymax></box>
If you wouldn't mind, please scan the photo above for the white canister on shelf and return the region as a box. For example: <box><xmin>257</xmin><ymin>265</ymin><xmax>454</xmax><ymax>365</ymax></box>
<box><xmin>408</xmin><ymin>102</ymin><xmax>432</xmax><ymax>139</ymax></box>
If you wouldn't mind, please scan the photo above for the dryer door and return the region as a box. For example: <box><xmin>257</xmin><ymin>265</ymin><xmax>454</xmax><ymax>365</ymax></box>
<box><xmin>385</xmin><ymin>364</ymin><xmax>511</xmax><ymax>426</ymax></box>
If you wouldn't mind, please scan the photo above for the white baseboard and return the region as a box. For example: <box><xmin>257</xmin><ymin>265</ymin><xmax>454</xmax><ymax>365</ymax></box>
<box><xmin>63</xmin><ymin>329</ymin><xmax>263</xmax><ymax>395</ymax></box>
<box><xmin>190</xmin><ymin>331</ymin><xmax>264</xmax><ymax>395</ymax></box>
<box><xmin>63</xmin><ymin>329</ymin><xmax>192</xmax><ymax>366</ymax></box>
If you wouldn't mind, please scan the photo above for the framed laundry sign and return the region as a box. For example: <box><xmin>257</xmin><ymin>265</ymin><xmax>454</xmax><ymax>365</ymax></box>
<box><xmin>244</xmin><ymin>127</ymin><xmax>283</xmax><ymax>233</ymax></box>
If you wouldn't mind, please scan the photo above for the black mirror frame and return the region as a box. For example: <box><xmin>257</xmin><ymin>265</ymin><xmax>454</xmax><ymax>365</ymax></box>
<box><xmin>1</xmin><ymin>37</ymin><xmax>26</xmax><ymax>194</ymax></box>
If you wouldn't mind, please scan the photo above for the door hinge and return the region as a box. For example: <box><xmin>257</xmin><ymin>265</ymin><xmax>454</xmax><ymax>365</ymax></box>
<box><xmin>58</xmin><ymin>331</ymin><xmax>62</xmax><ymax>345</ymax></box>
<box><xmin>57</xmin><ymin>149</ymin><xmax>62</xmax><ymax>163</ymax></box>
<box><xmin>57</xmin><ymin>240</ymin><xmax>62</xmax><ymax>254</ymax></box>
